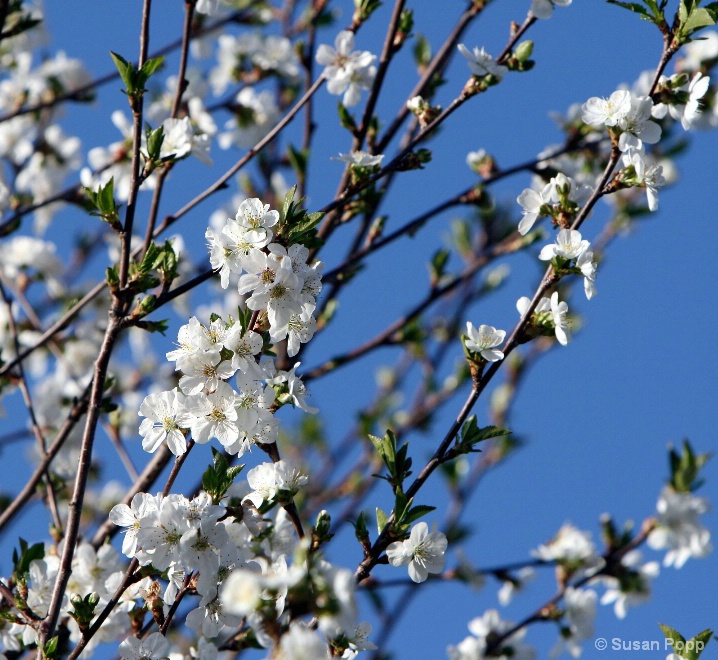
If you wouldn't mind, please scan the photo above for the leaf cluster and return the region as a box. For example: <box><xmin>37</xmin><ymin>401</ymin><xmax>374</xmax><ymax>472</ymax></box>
<box><xmin>0</xmin><ymin>1</ymin><xmax>42</xmax><ymax>40</ymax></box>
<box><xmin>606</xmin><ymin>0</ymin><xmax>717</xmax><ymax>42</ymax></box>
<box><xmin>109</xmin><ymin>52</ymin><xmax>165</xmax><ymax>102</ymax></box>
<box><xmin>276</xmin><ymin>185</ymin><xmax>325</xmax><ymax>248</ymax></box>
<box><xmin>669</xmin><ymin>439</ymin><xmax>711</xmax><ymax>493</ymax></box>
<box><xmin>11</xmin><ymin>538</ymin><xmax>44</xmax><ymax>583</ymax></box>
<box><xmin>659</xmin><ymin>623</ymin><xmax>713</xmax><ymax>660</ymax></box>
<box><xmin>84</xmin><ymin>178</ymin><xmax>121</xmax><ymax>231</ymax></box>
<box><xmin>202</xmin><ymin>447</ymin><xmax>245</xmax><ymax>505</ymax></box>
<box><xmin>369</xmin><ymin>430</ymin><xmax>435</xmax><ymax>537</ymax></box>
<box><xmin>454</xmin><ymin>416</ymin><xmax>510</xmax><ymax>456</ymax></box>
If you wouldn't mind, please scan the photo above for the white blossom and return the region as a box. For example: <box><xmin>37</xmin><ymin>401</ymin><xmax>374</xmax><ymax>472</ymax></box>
<box><xmin>538</xmin><ymin>229</ymin><xmax>590</xmax><ymax>262</ymax></box>
<box><xmin>464</xmin><ymin>322</ymin><xmax>505</xmax><ymax>362</ymax></box>
<box><xmin>532</xmin><ymin>524</ymin><xmax>602</xmax><ymax>574</ymax></box>
<box><xmin>617</xmin><ymin>94</ymin><xmax>661</xmax><ymax>152</ymax></box>
<box><xmin>647</xmin><ymin>486</ymin><xmax>712</xmax><ymax>568</ymax></box>
<box><xmin>457</xmin><ymin>44</ymin><xmax>508</xmax><ymax>79</ymax></box>
<box><xmin>138</xmin><ymin>389</ymin><xmax>192</xmax><ymax>456</ymax></box>
<box><xmin>599</xmin><ymin>550</ymin><xmax>659</xmax><ymax>619</ymax></box>
<box><xmin>386</xmin><ymin>522</ymin><xmax>447</xmax><ymax>583</ymax></box>
<box><xmin>582</xmin><ymin>90</ymin><xmax>631</xmax><ymax>127</ymax></box>
<box><xmin>316</xmin><ymin>31</ymin><xmax>377</xmax><ymax>107</ymax></box>
<box><xmin>119</xmin><ymin>632</ymin><xmax>169</xmax><ymax>660</ymax></box>
<box><xmin>550</xmin><ymin>587</ymin><xmax>597</xmax><ymax>658</ymax></box>
<box><xmin>531</xmin><ymin>0</ymin><xmax>572</xmax><ymax>19</ymax></box>
<box><xmin>622</xmin><ymin>150</ymin><xmax>665</xmax><ymax>211</ymax></box>
<box><xmin>448</xmin><ymin>609</ymin><xmax>536</xmax><ymax>660</ymax></box>
<box><xmin>550</xmin><ymin>292</ymin><xmax>571</xmax><ymax>346</ymax></box>
<box><xmin>333</xmin><ymin>150</ymin><xmax>384</xmax><ymax>167</ymax></box>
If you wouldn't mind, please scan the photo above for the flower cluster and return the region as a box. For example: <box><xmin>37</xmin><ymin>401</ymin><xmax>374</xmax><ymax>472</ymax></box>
<box><xmin>517</xmin><ymin>292</ymin><xmax>572</xmax><ymax>346</ymax></box>
<box><xmin>539</xmin><ymin>229</ymin><xmax>597</xmax><ymax>300</ymax></box>
<box><xmin>448</xmin><ymin>609</ymin><xmax>536</xmax><ymax>660</ymax></box>
<box><xmin>108</xmin><ymin>488</ymin><xmax>375</xmax><ymax>658</ymax></box>
<box><xmin>516</xmin><ymin>173</ymin><xmax>592</xmax><ymax>236</ymax></box>
<box><xmin>205</xmin><ymin>197</ymin><xmax>322</xmax><ymax>355</ymax></box>
<box><xmin>316</xmin><ymin>31</ymin><xmax>377</xmax><ymax>107</ymax></box>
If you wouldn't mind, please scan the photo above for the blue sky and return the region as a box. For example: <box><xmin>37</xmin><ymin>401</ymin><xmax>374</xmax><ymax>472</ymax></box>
<box><xmin>1</xmin><ymin>1</ymin><xmax>717</xmax><ymax>658</ymax></box>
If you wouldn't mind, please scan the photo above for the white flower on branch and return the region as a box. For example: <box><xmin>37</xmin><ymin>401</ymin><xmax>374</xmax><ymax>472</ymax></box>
<box><xmin>617</xmin><ymin>94</ymin><xmax>662</xmax><ymax>152</ymax></box>
<box><xmin>244</xmin><ymin>460</ymin><xmax>308</xmax><ymax>509</ymax></box>
<box><xmin>538</xmin><ymin>228</ymin><xmax>590</xmax><ymax>262</ymax></box>
<box><xmin>448</xmin><ymin>609</ymin><xmax>536</xmax><ymax>660</ymax></box>
<box><xmin>218</xmin><ymin>87</ymin><xmax>280</xmax><ymax>150</ymax></box>
<box><xmin>316</xmin><ymin>30</ymin><xmax>377</xmax><ymax>107</ymax></box>
<box><xmin>532</xmin><ymin>523</ymin><xmax>602</xmax><ymax>573</ymax></box>
<box><xmin>464</xmin><ymin>322</ymin><xmax>506</xmax><ymax>362</ymax></box>
<box><xmin>621</xmin><ymin>149</ymin><xmax>666</xmax><ymax>212</ymax></box>
<box><xmin>138</xmin><ymin>389</ymin><xmax>192</xmax><ymax>456</ymax></box>
<box><xmin>457</xmin><ymin>44</ymin><xmax>508</xmax><ymax>79</ymax></box>
<box><xmin>582</xmin><ymin>89</ymin><xmax>631</xmax><ymax>128</ymax></box>
<box><xmin>333</xmin><ymin>150</ymin><xmax>384</xmax><ymax>167</ymax></box>
<box><xmin>576</xmin><ymin>249</ymin><xmax>598</xmax><ymax>300</ymax></box>
<box><xmin>386</xmin><ymin>522</ymin><xmax>447</xmax><ymax>583</ymax></box>
<box><xmin>598</xmin><ymin>550</ymin><xmax>659</xmax><ymax>619</ymax></box>
<box><xmin>550</xmin><ymin>587</ymin><xmax>597</xmax><ymax>659</ymax></box>
<box><xmin>278</xmin><ymin>623</ymin><xmax>330</xmax><ymax>660</ymax></box>
<box><xmin>119</xmin><ymin>632</ymin><xmax>169</xmax><ymax>660</ymax></box>
<box><xmin>109</xmin><ymin>492</ymin><xmax>161</xmax><ymax>558</ymax></box>
<box><xmin>184</xmin><ymin>383</ymin><xmax>241</xmax><ymax>447</ymax></box>
<box><xmin>647</xmin><ymin>486</ymin><xmax>712</xmax><ymax>568</ymax></box>
<box><xmin>531</xmin><ymin>0</ymin><xmax>572</xmax><ymax>20</ymax></box>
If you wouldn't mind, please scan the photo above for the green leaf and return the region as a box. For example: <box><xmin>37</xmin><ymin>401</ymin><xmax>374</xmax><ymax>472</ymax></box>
<box><xmin>353</xmin><ymin>511</ymin><xmax>369</xmax><ymax>543</ymax></box>
<box><xmin>281</xmin><ymin>184</ymin><xmax>298</xmax><ymax>225</ymax></box>
<box><xmin>98</xmin><ymin>178</ymin><xmax>115</xmax><ymax>213</ymax></box>
<box><xmin>458</xmin><ymin>416</ymin><xmax>510</xmax><ymax>453</ymax></box>
<box><xmin>394</xmin><ymin>490</ymin><xmax>409</xmax><ymax>522</ymax></box>
<box><xmin>109</xmin><ymin>51</ymin><xmax>135</xmax><ymax>94</ymax></box>
<box><xmin>376</xmin><ymin>507</ymin><xmax>388</xmax><ymax>534</ymax></box>
<box><xmin>660</xmin><ymin>623</ymin><xmax>686</xmax><ymax>650</ymax></box>
<box><xmin>682</xmin><ymin>7</ymin><xmax>716</xmax><ymax>34</ymax></box>
<box><xmin>402</xmin><ymin>504</ymin><xmax>436</xmax><ymax>526</ymax></box>
<box><xmin>146</xmin><ymin>125</ymin><xmax>165</xmax><ymax>161</ymax></box>
<box><xmin>687</xmin><ymin>629</ymin><xmax>713</xmax><ymax>659</ymax></box>
<box><xmin>12</xmin><ymin>538</ymin><xmax>44</xmax><ymax>579</ymax></box>
<box><xmin>202</xmin><ymin>447</ymin><xmax>245</xmax><ymax>504</ymax></box>
<box><xmin>43</xmin><ymin>636</ymin><xmax>59</xmax><ymax>659</ymax></box>
<box><xmin>606</xmin><ymin>1</ymin><xmax>651</xmax><ymax>19</ymax></box>
<box><xmin>413</xmin><ymin>33</ymin><xmax>431</xmax><ymax>69</ymax></box>
<box><xmin>105</xmin><ymin>266</ymin><xmax>119</xmax><ymax>291</ymax></box>
<box><xmin>139</xmin><ymin>56</ymin><xmax>165</xmax><ymax>81</ymax></box>
<box><xmin>337</xmin><ymin>102</ymin><xmax>356</xmax><ymax>132</ymax></box>
<box><xmin>287</xmin><ymin>144</ymin><xmax>308</xmax><ymax>177</ymax></box>
<box><xmin>660</xmin><ymin>624</ymin><xmax>713</xmax><ymax>660</ymax></box>
<box><xmin>705</xmin><ymin>2</ymin><xmax>718</xmax><ymax>20</ymax></box>
<box><xmin>285</xmin><ymin>211</ymin><xmax>325</xmax><ymax>243</ymax></box>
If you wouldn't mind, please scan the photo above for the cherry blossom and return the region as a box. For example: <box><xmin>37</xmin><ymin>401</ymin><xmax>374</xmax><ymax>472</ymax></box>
<box><xmin>386</xmin><ymin>522</ymin><xmax>448</xmax><ymax>583</ymax></box>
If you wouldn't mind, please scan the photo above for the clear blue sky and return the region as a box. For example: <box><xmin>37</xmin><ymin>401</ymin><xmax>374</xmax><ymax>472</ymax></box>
<box><xmin>1</xmin><ymin>1</ymin><xmax>716</xmax><ymax>658</ymax></box>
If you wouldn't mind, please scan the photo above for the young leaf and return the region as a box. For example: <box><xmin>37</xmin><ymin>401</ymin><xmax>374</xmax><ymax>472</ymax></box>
<box><xmin>606</xmin><ymin>1</ymin><xmax>652</xmax><ymax>19</ymax></box>
<box><xmin>12</xmin><ymin>538</ymin><xmax>44</xmax><ymax>580</ymax></box>
<box><xmin>376</xmin><ymin>507</ymin><xmax>388</xmax><ymax>534</ymax></box>
<box><xmin>403</xmin><ymin>504</ymin><xmax>436</xmax><ymax>526</ymax></box>
<box><xmin>109</xmin><ymin>51</ymin><xmax>135</xmax><ymax>94</ymax></box>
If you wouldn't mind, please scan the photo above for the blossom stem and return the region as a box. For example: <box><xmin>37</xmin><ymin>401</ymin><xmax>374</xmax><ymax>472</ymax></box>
<box><xmin>38</xmin><ymin>310</ymin><xmax>124</xmax><ymax>651</ymax></box>
<box><xmin>377</xmin><ymin>0</ymin><xmax>485</xmax><ymax>153</ymax></box>
<box><xmin>118</xmin><ymin>0</ymin><xmax>152</xmax><ymax>292</ymax></box>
